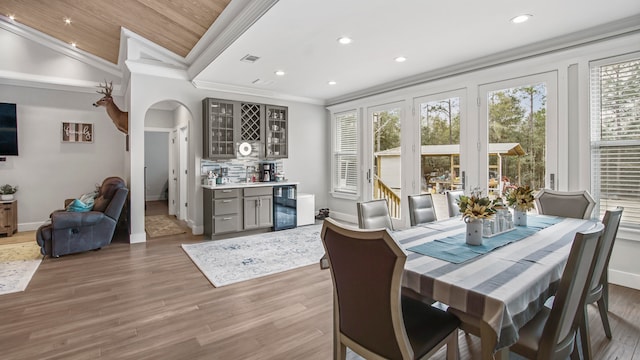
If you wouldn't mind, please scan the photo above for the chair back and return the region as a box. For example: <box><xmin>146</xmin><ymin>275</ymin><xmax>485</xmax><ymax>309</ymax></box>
<box><xmin>534</xmin><ymin>189</ymin><xmax>596</xmax><ymax>219</ymax></box>
<box><xmin>357</xmin><ymin>199</ymin><xmax>393</xmax><ymax>230</ymax></box>
<box><xmin>408</xmin><ymin>194</ymin><xmax>437</xmax><ymax>226</ymax></box>
<box><xmin>446</xmin><ymin>190</ymin><xmax>464</xmax><ymax>217</ymax></box>
<box><xmin>321</xmin><ymin>218</ymin><xmax>412</xmax><ymax>359</ymax></box>
<box><xmin>539</xmin><ymin>223</ymin><xmax>605</xmax><ymax>358</ymax></box>
<box><xmin>588</xmin><ymin>207</ymin><xmax>623</xmax><ymax>295</ymax></box>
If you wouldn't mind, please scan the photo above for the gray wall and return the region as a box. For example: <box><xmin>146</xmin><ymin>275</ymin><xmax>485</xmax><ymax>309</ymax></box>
<box><xmin>144</xmin><ymin>132</ymin><xmax>169</xmax><ymax>201</ymax></box>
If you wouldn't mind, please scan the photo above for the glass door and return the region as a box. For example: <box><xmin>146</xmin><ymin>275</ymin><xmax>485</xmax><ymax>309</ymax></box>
<box><xmin>479</xmin><ymin>72</ymin><xmax>558</xmax><ymax>201</ymax></box>
<box><xmin>366</xmin><ymin>103</ymin><xmax>403</xmax><ymax>224</ymax></box>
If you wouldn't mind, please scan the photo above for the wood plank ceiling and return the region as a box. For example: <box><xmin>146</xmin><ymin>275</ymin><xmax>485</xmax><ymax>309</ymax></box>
<box><xmin>0</xmin><ymin>0</ymin><xmax>232</xmax><ymax>64</ymax></box>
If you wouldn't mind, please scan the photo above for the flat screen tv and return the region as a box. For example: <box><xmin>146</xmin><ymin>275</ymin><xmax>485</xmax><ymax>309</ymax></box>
<box><xmin>0</xmin><ymin>103</ymin><xmax>18</xmax><ymax>156</ymax></box>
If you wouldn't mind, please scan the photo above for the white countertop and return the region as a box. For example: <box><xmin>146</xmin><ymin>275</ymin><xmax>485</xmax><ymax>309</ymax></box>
<box><xmin>201</xmin><ymin>181</ymin><xmax>299</xmax><ymax>190</ymax></box>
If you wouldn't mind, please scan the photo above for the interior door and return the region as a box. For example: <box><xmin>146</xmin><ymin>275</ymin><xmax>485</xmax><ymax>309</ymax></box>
<box><xmin>479</xmin><ymin>72</ymin><xmax>558</xmax><ymax>197</ymax></box>
<box><xmin>365</xmin><ymin>102</ymin><xmax>403</xmax><ymax>226</ymax></box>
<box><xmin>169</xmin><ymin>130</ymin><xmax>179</xmax><ymax>216</ymax></box>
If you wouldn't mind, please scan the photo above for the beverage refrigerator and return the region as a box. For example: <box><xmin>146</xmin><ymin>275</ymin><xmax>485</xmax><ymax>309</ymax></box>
<box><xmin>273</xmin><ymin>185</ymin><xmax>297</xmax><ymax>230</ymax></box>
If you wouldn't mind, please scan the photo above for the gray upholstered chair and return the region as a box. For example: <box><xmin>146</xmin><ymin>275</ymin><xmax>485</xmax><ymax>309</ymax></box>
<box><xmin>36</xmin><ymin>177</ymin><xmax>129</xmax><ymax>257</ymax></box>
<box><xmin>446</xmin><ymin>190</ymin><xmax>463</xmax><ymax>218</ymax></box>
<box><xmin>579</xmin><ymin>207</ymin><xmax>623</xmax><ymax>359</ymax></box>
<box><xmin>408</xmin><ymin>194</ymin><xmax>437</xmax><ymax>226</ymax></box>
<box><xmin>357</xmin><ymin>199</ymin><xmax>393</xmax><ymax>230</ymax></box>
<box><xmin>508</xmin><ymin>223</ymin><xmax>605</xmax><ymax>359</ymax></box>
<box><xmin>534</xmin><ymin>189</ymin><xmax>596</xmax><ymax>219</ymax></box>
<box><xmin>321</xmin><ymin>218</ymin><xmax>460</xmax><ymax>360</ymax></box>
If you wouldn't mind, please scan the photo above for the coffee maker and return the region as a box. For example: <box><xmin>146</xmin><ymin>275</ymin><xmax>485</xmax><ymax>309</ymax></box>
<box><xmin>259</xmin><ymin>162</ymin><xmax>276</xmax><ymax>182</ymax></box>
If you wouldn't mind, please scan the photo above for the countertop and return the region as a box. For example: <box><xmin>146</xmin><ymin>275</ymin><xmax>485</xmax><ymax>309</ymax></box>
<box><xmin>201</xmin><ymin>181</ymin><xmax>299</xmax><ymax>190</ymax></box>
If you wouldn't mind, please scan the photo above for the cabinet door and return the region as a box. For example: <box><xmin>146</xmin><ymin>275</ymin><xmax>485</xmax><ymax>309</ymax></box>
<box><xmin>258</xmin><ymin>195</ymin><xmax>273</xmax><ymax>227</ymax></box>
<box><xmin>203</xmin><ymin>98</ymin><xmax>238</xmax><ymax>159</ymax></box>
<box><xmin>243</xmin><ymin>197</ymin><xmax>260</xmax><ymax>229</ymax></box>
<box><xmin>265</xmin><ymin>105</ymin><xmax>288</xmax><ymax>159</ymax></box>
<box><xmin>240</xmin><ymin>103</ymin><xmax>264</xmax><ymax>143</ymax></box>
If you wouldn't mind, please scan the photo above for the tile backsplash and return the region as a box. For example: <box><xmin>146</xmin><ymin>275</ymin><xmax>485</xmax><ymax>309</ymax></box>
<box><xmin>201</xmin><ymin>142</ymin><xmax>283</xmax><ymax>183</ymax></box>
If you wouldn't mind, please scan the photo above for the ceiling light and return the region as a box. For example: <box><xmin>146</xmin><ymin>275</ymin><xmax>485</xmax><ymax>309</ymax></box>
<box><xmin>274</xmin><ymin>70</ymin><xmax>285</xmax><ymax>76</ymax></box>
<box><xmin>510</xmin><ymin>14</ymin><xmax>532</xmax><ymax>24</ymax></box>
<box><xmin>71</xmin><ymin>42</ymin><xmax>77</xmax><ymax>48</ymax></box>
<box><xmin>337</xmin><ymin>37</ymin><xmax>352</xmax><ymax>45</ymax></box>
<box><xmin>328</xmin><ymin>81</ymin><xmax>337</xmax><ymax>85</ymax></box>
<box><xmin>8</xmin><ymin>15</ymin><xmax>15</xmax><ymax>21</ymax></box>
<box><xmin>64</xmin><ymin>18</ymin><xmax>72</xmax><ymax>25</ymax></box>
<box><xmin>394</xmin><ymin>56</ymin><xmax>407</xmax><ymax>63</ymax></box>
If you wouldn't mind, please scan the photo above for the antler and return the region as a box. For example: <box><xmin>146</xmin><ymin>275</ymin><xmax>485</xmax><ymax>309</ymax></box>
<box><xmin>96</xmin><ymin>80</ymin><xmax>113</xmax><ymax>97</ymax></box>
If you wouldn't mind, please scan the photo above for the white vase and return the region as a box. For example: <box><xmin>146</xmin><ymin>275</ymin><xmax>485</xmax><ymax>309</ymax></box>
<box><xmin>465</xmin><ymin>219</ymin><xmax>483</xmax><ymax>246</ymax></box>
<box><xmin>1</xmin><ymin>194</ymin><xmax>14</xmax><ymax>201</ymax></box>
<box><xmin>514</xmin><ymin>209</ymin><xmax>527</xmax><ymax>226</ymax></box>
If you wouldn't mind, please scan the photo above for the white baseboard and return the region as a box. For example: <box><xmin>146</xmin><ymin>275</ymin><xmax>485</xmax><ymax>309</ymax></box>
<box><xmin>609</xmin><ymin>269</ymin><xmax>640</xmax><ymax>291</ymax></box>
<box><xmin>325</xmin><ymin>211</ymin><xmax>358</xmax><ymax>226</ymax></box>
<box><xmin>129</xmin><ymin>232</ymin><xmax>147</xmax><ymax>244</ymax></box>
<box><xmin>18</xmin><ymin>221</ymin><xmax>48</xmax><ymax>232</ymax></box>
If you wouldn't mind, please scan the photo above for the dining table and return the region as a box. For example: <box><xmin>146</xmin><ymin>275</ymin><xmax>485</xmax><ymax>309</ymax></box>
<box><xmin>393</xmin><ymin>214</ymin><xmax>598</xmax><ymax>360</ymax></box>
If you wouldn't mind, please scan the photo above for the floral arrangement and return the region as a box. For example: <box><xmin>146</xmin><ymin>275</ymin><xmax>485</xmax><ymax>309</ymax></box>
<box><xmin>505</xmin><ymin>185</ymin><xmax>535</xmax><ymax>211</ymax></box>
<box><xmin>0</xmin><ymin>184</ymin><xmax>18</xmax><ymax>195</ymax></box>
<box><xmin>457</xmin><ymin>188</ymin><xmax>497</xmax><ymax>222</ymax></box>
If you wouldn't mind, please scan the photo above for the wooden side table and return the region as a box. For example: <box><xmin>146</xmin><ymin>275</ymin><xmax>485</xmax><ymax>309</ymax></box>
<box><xmin>0</xmin><ymin>200</ymin><xmax>17</xmax><ymax>237</ymax></box>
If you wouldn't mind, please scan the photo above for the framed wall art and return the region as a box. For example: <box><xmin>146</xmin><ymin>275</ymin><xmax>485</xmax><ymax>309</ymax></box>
<box><xmin>61</xmin><ymin>122</ymin><xmax>93</xmax><ymax>143</ymax></box>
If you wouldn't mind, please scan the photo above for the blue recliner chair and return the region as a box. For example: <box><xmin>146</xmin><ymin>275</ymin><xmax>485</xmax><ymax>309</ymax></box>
<box><xmin>36</xmin><ymin>177</ymin><xmax>129</xmax><ymax>257</ymax></box>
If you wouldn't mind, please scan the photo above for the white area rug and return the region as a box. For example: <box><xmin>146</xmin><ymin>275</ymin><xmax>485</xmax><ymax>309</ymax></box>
<box><xmin>182</xmin><ymin>224</ymin><xmax>324</xmax><ymax>287</ymax></box>
<box><xmin>0</xmin><ymin>241</ymin><xmax>42</xmax><ymax>296</ymax></box>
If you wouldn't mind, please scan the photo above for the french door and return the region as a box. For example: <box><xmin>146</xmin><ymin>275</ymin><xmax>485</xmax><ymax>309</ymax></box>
<box><xmin>478</xmin><ymin>72</ymin><xmax>559</xmax><ymax>197</ymax></box>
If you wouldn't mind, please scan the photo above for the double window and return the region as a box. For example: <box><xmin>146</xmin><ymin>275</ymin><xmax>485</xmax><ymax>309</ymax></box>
<box><xmin>591</xmin><ymin>55</ymin><xmax>640</xmax><ymax>227</ymax></box>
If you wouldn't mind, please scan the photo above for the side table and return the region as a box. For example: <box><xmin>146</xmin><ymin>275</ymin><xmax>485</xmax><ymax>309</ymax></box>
<box><xmin>0</xmin><ymin>200</ymin><xmax>17</xmax><ymax>236</ymax></box>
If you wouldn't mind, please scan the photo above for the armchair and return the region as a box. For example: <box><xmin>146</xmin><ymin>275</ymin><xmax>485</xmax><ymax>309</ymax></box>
<box><xmin>36</xmin><ymin>177</ymin><xmax>129</xmax><ymax>257</ymax></box>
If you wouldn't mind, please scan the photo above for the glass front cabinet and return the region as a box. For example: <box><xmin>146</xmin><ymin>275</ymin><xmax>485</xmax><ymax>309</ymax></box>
<box><xmin>265</xmin><ymin>105</ymin><xmax>288</xmax><ymax>159</ymax></box>
<box><xmin>203</xmin><ymin>98</ymin><xmax>238</xmax><ymax>159</ymax></box>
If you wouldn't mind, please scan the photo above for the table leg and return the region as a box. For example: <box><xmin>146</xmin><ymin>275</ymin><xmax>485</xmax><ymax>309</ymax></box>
<box><xmin>448</xmin><ymin>308</ymin><xmax>502</xmax><ymax>360</ymax></box>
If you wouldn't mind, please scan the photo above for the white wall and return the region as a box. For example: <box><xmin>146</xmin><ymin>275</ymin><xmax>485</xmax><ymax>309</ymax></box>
<box><xmin>144</xmin><ymin>132</ymin><xmax>169</xmax><ymax>201</ymax></box>
<box><xmin>0</xmin><ymin>85</ymin><xmax>126</xmax><ymax>230</ymax></box>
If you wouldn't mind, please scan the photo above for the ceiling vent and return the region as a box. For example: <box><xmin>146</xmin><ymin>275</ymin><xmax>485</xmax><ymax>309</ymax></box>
<box><xmin>252</xmin><ymin>78</ymin><xmax>274</xmax><ymax>86</ymax></box>
<box><xmin>241</xmin><ymin>54</ymin><xmax>261</xmax><ymax>63</ymax></box>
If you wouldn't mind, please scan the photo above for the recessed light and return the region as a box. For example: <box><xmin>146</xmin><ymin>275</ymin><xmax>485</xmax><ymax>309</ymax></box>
<box><xmin>64</xmin><ymin>18</ymin><xmax>72</xmax><ymax>25</ymax></box>
<box><xmin>71</xmin><ymin>42</ymin><xmax>77</xmax><ymax>48</ymax></box>
<box><xmin>275</xmin><ymin>70</ymin><xmax>285</xmax><ymax>76</ymax></box>
<box><xmin>395</xmin><ymin>56</ymin><xmax>407</xmax><ymax>63</ymax></box>
<box><xmin>337</xmin><ymin>37</ymin><xmax>352</xmax><ymax>45</ymax></box>
<box><xmin>328</xmin><ymin>81</ymin><xmax>337</xmax><ymax>85</ymax></box>
<box><xmin>510</xmin><ymin>14</ymin><xmax>532</xmax><ymax>24</ymax></box>
<box><xmin>8</xmin><ymin>15</ymin><xmax>15</xmax><ymax>21</ymax></box>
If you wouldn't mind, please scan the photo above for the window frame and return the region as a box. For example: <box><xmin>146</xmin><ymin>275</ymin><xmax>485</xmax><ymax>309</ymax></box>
<box><xmin>331</xmin><ymin>109</ymin><xmax>360</xmax><ymax>199</ymax></box>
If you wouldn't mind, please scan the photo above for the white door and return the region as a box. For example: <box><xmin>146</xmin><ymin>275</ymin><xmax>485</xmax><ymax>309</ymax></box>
<box><xmin>169</xmin><ymin>130</ymin><xmax>179</xmax><ymax>216</ymax></box>
<box><xmin>478</xmin><ymin>72</ymin><xmax>559</xmax><ymax>195</ymax></box>
<box><xmin>178</xmin><ymin>126</ymin><xmax>188</xmax><ymax>220</ymax></box>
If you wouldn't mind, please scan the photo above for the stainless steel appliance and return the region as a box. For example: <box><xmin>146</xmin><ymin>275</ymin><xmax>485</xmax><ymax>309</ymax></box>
<box><xmin>259</xmin><ymin>162</ymin><xmax>276</xmax><ymax>182</ymax></box>
<box><xmin>273</xmin><ymin>185</ymin><xmax>296</xmax><ymax>230</ymax></box>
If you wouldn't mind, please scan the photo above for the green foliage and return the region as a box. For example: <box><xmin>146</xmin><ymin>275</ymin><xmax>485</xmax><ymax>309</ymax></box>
<box><xmin>0</xmin><ymin>184</ymin><xmax>18</xmax><ymax>194</ymax></box>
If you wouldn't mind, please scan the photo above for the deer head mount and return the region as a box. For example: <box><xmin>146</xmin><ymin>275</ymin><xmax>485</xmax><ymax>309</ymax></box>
<box><xmin>93</xmin><ymin>80</ymin><xmax>128</xmax><ymax>134</ymax></box>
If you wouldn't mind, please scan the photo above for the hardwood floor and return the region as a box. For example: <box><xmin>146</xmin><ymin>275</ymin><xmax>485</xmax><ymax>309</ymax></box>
<box><xmin>1</xmin><ymin>203</ymin><xmax>639</xmax><ymax>359</ymax></box>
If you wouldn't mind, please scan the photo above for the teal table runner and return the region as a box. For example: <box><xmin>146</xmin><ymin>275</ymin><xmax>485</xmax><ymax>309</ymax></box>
<box><xmin>407</xmin><ymin>216</ymin><xmax>563</xmax><ymax>264</ymax></box>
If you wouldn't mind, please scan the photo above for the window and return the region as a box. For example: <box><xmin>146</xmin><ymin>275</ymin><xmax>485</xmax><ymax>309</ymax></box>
<box><xmin>591</xmin><ymin>55</ymin><xmax>640</xmax><ymax>227</ymax></box>
<box><xmin>333</xmin><ymin>110</ymin><xmax>358</xmax><ymax>195</ymax></box>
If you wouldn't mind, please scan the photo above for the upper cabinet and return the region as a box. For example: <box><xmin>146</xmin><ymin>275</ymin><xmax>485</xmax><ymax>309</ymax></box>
<box><xmin>203</xmin><ymin>98</ymin><xmax>288</xmax><ymax>160</ymax></box>
<box><xmin>203</xmin><ymin>98</ymin><xmax>238</xmax><ymax>159</ymax></box>
<box><xmin>265</xmin><ymin>105</ymin><xmax>288</xmax><ymax>159</ymax></box>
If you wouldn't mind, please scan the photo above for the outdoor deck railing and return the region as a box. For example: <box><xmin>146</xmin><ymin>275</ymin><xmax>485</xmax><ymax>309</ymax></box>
<box><xmin>373</xmin><ymin>178</ymin><xmax>401</xmax><ymax>218</ymax></box>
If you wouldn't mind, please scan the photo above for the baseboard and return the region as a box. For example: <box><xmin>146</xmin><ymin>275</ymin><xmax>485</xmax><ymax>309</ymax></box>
<box><xmin>18</xmin><ymin>221</ymin><xmax>48</xmax><ymax>232</ymax></box>
<box><xmin>609</xmin><ymin>269</ymin><xmax>640</xmax><ymax>291</ymax></box>
<box><xmin>129</xmin><ymin>232</ymin><xmax>147</xmax><ymax>244</ymax></box>
<box><xmin>324</xmin><ymin>211</ymin><xmax>358</xmax><ymax>226</ymax></box>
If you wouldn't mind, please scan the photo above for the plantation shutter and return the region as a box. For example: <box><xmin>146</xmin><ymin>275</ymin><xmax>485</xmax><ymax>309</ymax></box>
<box><xmin>590</xmin><ymin>56</ymin><xmax>640</xmax><ymax>227</ymax></box>
<box><xmin>333</xmin><ymin>110</ymin><xmax>358</xmax><ymax>194</ymax></box>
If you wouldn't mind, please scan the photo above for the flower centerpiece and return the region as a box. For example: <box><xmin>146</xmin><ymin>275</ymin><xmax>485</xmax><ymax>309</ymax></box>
<box><xmin>505</xmin><ymin>185</ymin><xmax>535</xmax><ymax>226</ymax></box>
<box><xmin>0</xmin><ymin>184</ymin><xmax>18</xmax><ymax>201</ymax></box>
<box><xmin>457</xmin><ymin>188</ymin><xmax>496</xmax><ymax>245</ymax></box>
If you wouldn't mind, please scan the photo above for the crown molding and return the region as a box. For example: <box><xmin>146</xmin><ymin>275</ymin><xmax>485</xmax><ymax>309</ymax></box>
<box><xmin>125</xmin><ymin>60</ymin><xmax>189</xmax><ymax>80</ymax></box>
<box><xmin>0</xmin><ymin>15</ymin><xmax>121</xmax><ymax>78</ymax></box>
<box><xmin>191</xmin><ymin>79</ymin><xmax>325</xmax><ymax>105</ymax></box>
<box><xmin>327</xmin><ymin>14</ymin><xmax>640</xmax><ymax>106</ymax></box>
<box><xmin>118</xmin><ymin>28</ymin><xmax>188</xmax><ymax>69</ymax></box>
<box><xmin>0</xmin><ymin>70</ymin><xmax>125</xmax><ymax>95</ymax></box>
<box><xmin>187</xmin><ymin>0</ymin><xmax>279</xmax><ymax>79</ymax></box>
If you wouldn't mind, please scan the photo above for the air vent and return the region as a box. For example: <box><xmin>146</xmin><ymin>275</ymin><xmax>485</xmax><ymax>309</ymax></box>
<box><xmin>240</xmin><ymin>54</ymin><xmax>261</xmax><ymax>63</ymax></box>
<box><xmin>251</xmin><ymin>79</ymin><xmax>275</xmax><ymax>86</ymax></box>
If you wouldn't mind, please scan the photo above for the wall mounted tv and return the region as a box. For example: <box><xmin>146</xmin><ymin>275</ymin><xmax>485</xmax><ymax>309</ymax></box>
<box><xmin>0</xmin><ymin>103</ymin><xmax>19</xmax><ymax>156</ymax></box>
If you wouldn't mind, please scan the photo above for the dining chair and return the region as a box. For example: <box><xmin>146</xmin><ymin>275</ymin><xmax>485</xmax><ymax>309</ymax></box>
<box><xmin>534</xmin><ymin>189</ymin><xmax>596</xmax><ymax>219</ymax></box>
<box><xmin>357</xmin><ymin>198</ymin><xmax>394</xmax><ymax>230</ymax></box>
<box><xmin>446</xmin><ymin>190</ymin><xmax>463</xmax><ymax>218</ymax></box>
<box><xmin>578</xmin><ymin>207</ymin><xmax>623</xmax><ymax>360</ymax></box>
<box><xmin>408</xmin><ymin>194</ymin><xmax>437</xmax><ymax>226</ymax></box>
<box><xmin>508</xmin><ymin>223</ymin><xmax>605</xmax><ymax>360</ymax></box>
<box><xmin>321</xmin><ymin>218</ymin><xmax>460</xmax><ymax>360</ymax></box>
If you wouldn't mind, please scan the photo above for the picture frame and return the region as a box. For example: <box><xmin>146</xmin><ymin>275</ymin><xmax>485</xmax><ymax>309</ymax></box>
<box><xmin>61</xmin><ymin>122</ymin><xmax>93</xmax><ymax>143</ymax></box>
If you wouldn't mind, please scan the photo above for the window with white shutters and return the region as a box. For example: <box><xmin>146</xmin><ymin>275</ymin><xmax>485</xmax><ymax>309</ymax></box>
<box><xmin>333</xmin><ymin>110</ymin><xmax>358</xmax><ymax>195</ymax></box>
<box><xmin>591</xmin><ymin>55</ymin><xmax>640</xmax><ymax>228</ymax></box>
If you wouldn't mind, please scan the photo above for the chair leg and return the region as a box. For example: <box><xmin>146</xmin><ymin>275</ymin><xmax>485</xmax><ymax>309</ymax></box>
<box><xmin>579</xmin><ymin>305</ymin><xmax>593</xmax><ymax>360</ymax></box>
<box><xmin>335</xmin><ymin>341</ymin><xmax>346</xmax><ymax>360</ymax></box>
<box><xmin>446</xmin><ymin>329</ymin><xmax>459</xmax><ymax>360</ymax></box>
<box><xmin>597</xmin><ymin>297</ymin><xmax>613</xmax><ymax>339</ymax></box>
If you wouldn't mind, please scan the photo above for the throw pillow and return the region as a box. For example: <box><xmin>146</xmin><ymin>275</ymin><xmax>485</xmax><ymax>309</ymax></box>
<box><xmin>66</xmin><ymin>191</ymin><xmax>98</xmax><ymax>212</ymax></box>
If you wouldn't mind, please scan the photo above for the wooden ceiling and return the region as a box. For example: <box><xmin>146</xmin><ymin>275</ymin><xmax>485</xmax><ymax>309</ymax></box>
<box><xmin>0</xmin><ymin>0</ymin><xmax>232</xmax><ymax>64</ymax></box>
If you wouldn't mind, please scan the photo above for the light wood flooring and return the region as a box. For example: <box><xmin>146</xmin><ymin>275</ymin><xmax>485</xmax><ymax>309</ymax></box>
<box><xmin>1</xmin><ymin>201</ymin><xmax>639</xmax><ymax>359</ymax></box>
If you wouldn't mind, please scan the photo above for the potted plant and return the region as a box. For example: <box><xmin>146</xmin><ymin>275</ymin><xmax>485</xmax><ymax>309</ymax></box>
<box><xmin>457</xmin><ymin>188</ymin><xmax>497</xmax><ymax>245</ymax></box>
<box><xmin>0</xmin><ymin>184</ymin><xmax>18</xmax><ymax>201</ymax></box>
<box><xmin>505</xmin><ymin>185</ymin><xmax>535</xmax><ymax>226</ymax></box>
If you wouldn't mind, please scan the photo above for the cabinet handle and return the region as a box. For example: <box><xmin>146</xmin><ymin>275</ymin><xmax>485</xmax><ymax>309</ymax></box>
<box><xmin>222</xmin><ymin>217</ymin><xmax>232</xmax><ymax>221</ymax></box>
<box><xmin>222</xmin><ymin>200</ymin><xmax>232</xmax><ymax>203</ymax></box>
<box><xmin>222</xmin><ymin>190</ymin><xmax>232</xmax><ymax>193</ymax></box>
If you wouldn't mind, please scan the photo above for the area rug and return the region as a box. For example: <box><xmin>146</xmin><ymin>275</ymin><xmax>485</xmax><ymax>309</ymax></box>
<box><xmin>0</xmin><ymin>240</ymin><xmax>42</xmax><ymax>296</ymax></box>
<box><xmin>145</xmin><ymin>215</ymin><xmax>187</xmax><ymax>238</ymax></box>
<box><xmin>182</xmin><ymin>224</ymin><xmax>324</xmax><ymax>287</ymax></box>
